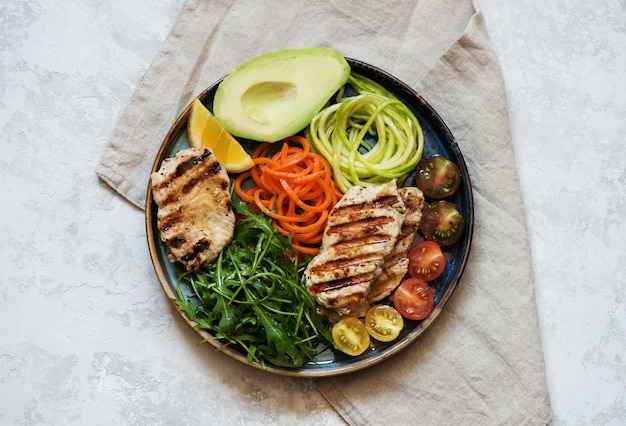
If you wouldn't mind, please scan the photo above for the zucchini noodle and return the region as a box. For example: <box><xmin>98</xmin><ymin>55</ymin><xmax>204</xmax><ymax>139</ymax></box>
<box><xmin>305</xmin><ymin>73</ymin><xmax>424</xmax><ymax>193</ymax></box>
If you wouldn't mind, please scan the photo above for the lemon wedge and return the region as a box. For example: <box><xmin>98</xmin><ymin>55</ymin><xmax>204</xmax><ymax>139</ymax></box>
<box><xmin>187</xmin><ymin>98</ymin><xmax>254</xmax><ymax>173</ymax></box>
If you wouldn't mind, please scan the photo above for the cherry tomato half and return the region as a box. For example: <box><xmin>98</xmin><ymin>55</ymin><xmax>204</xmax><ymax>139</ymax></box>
<box><xmin>393</xmin><ymin>278</ymin><xmax>434</xmax><ymax>321</ymax></box>
<box><xmin>420</xmin><ymin>200</ymin><xmax>465</xmax><ymax>247</ymax></box>
<box><xmin>332</xmin><ymin>316</ymin><xmax>370</xmax><ymax>356</ymax></box>
<box><xmin>364</xmin><ymin>305</ymin><xmax>404</xmax><ymax>342</ymax></box>
<box><xmin>407</xmin><ymin>240</ymin><xmax>447</xmax><ymax>281</ymax></box>
<box><xmin>415</xmin><ymin>156</ymin><xmax>461</xmax><ymax>199</ymax></box>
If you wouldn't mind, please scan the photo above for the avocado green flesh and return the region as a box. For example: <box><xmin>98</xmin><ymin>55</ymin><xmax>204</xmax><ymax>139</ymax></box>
<box><xmin>213</xmin><ymin>48</ymin><xmax>351</xmax><ymax>142</ymax></box>
<box><xmin>241</xmin><ymin>81</ymin><xmax>297</xmax><ymax>126</ymax></box>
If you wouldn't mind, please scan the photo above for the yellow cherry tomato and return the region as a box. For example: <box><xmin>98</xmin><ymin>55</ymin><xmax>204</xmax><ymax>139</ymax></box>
<box><xmin>364</xmin><ymin>305</ymin><xmax>404</xmax><ymax>342</ymax></box>
<box><xmin>332</xmin><ymin>316</ymin><xmax>370</xmax><ymax>356</ymax></box>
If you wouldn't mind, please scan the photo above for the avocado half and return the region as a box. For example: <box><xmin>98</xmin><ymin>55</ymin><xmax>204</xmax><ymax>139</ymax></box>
<box><xmin>213</xmin><ymin>48</ymin><xmax>351</xmax><ymax>142</ymax></box>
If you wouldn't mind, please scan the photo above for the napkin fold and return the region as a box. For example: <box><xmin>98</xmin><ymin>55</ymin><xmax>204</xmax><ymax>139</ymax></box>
<box><xmin>97</xmin><ymin>0</ymin><xmax>551</xmax><ymax>423</ymax></box>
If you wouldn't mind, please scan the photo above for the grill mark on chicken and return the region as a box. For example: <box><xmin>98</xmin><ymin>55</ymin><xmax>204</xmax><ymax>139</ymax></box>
<box><xmin>368</xmin><ymin>187</ymin><xmax>425</xmax><ymax>303</ymax></box>
<box><xmin>159</xmin><ymin>219</ymin><xmax>179</xmax><ymax>233</ymax></box>
<box><xmin>388</xmin><ymin>187</ymin><xmax>424</xmax><ymax>255</ymax></box>
<box><xmin>168</xmin><ymin>235</ymin><xmax>187</xmax><ymax>249</ymax></box>
<box><xmin>307</xmin><ymin>252</ymin><xmax>383</xmax><ymax>287</ymax></box>
<box><xmin>152</xmin><ymin>149</ymin><xmax>212</xmax><ymax>191</ymax></box>
<box><xmin>305</xmin><ymin>180</ymin><xmax>405</xmax><ymax>316</ymax></box>
<box><xmin>180</xmin><ymin>239</ymin><xmax>210</xmax><ymax>263</ymax></box>
<box><xmin>153</xmin><ymin>150</ymin><xmax>227</xmax><ymax>205</ymax></box>
<box><xmin>309</xmin><ymin>273</ymin><xmax>373</xmax><ymax>296</ymax></box>
<box><xmin>323</xmin><ymin>235</ymin><xmax>392</xmax><ymax>259</ymax></box>
<box><xmin>151</xmin><ymin>147</ymin><xmax>235</xmax><ymax>271</ymax></box>
<box><xmin>325</xmin><ymin>216</ymin><xmax>396</xmax><ymax>239</ymax></box>
<box><xmin>328</xmin><ymin>195</ymin><xmax>406</xmax><ymax>223</ymax></box>
<box><xmin>307</xmin><ymin>253</ymin><xmax>379</xmax><ymax>274</ymax></box>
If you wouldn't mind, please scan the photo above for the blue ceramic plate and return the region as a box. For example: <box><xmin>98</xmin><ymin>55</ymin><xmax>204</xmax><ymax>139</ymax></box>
<box><xmin>146</xmin><ymin>58</ymin><xmax>474</xmax><ymax>377</ymax></box>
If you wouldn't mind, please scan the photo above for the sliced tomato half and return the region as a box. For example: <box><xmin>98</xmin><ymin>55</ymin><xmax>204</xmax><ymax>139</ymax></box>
<box><xmin>420</xmin><ymin>200</ymin><xmax>465</xmax><ymax>247</ymax></box>
<box><xmin>407</xmin><ymin>240</ymin><xmax>447</xmax><ymax>282</ymax></box>
<box><xmin>332</xmin><ymin>316</ymin><xmax>370</xmax><ymax>356</ymax></box>
<box><xmin>364</xmin><ymin>305</ymin><xmax>404</xmax><ymax>342</ymax></box>
<box><xmin>392</xmin><ymin>278</ymin><xmax>435</xmax><ymax>321</ymax></box>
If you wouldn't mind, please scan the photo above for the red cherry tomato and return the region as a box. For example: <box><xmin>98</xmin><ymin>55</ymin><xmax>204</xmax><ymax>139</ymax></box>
<box><xmin>392</xmin><ymin>278</ymin><xmax>434</xmax><ymax>321</ymax></box>
<box><xmin>407</xmin><ymin>240</ymin><xmax>447</xmax><ymax>282</ymax></box>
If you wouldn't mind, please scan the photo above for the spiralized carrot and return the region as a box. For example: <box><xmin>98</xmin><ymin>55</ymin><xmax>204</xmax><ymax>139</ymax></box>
<box><xmin>233</xmin><ymin>135</ymin><xmax>343</xmax><ymax>256</ymax></box>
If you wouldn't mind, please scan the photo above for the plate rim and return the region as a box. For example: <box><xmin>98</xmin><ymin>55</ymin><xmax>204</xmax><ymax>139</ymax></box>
<box><xmin>145</xmin><ymin>57</ymin><xmax>474</xmax><ymax>377</ymax></box>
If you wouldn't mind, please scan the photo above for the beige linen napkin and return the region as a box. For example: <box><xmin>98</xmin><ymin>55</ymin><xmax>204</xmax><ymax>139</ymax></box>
<box><xmin>97</xmin><ymin>0</ymin><xmax>552</xmax><ymax>423</ymax></box>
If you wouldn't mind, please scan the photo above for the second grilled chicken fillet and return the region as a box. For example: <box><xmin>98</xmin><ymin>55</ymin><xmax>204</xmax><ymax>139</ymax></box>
<box><xmin>368</xmin><ymin>187</ymin><xmax>425</xmax><ymax>303</ymax></box>
<box><xmin>150</xmin><ymin>147</ymin><xmax>235</xmax><ymax>271</ymax></box>
<box><xmin>305</xmin><ymin>180</ymin><xmax>406</xmax><ymax>315</ymax></box>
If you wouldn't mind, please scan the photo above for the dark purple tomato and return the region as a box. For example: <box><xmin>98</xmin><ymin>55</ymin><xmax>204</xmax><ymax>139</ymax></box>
<box><xmin>420</xmin><ymin>201</ymin><xmax>465</xmax><ymax>247</ymax></box>
<box><xmin>415</xmin><ymin>156</ymin><xmax>461</xmax><ymax>199</ymax></box>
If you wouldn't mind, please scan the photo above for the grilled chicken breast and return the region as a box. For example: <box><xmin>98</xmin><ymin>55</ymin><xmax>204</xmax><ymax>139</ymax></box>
<box><xmin>305</xmin><ymin>180</ymin><xmax>406</xmax><ymax>319</ymax></box>
<box><xmin>150</xmin><ymin>147</ymin><xmax>235</xmax><ymax>271</ymax></box>
<box><xmin>368</xmin><ymin>187</ymin><xmax>425</xmax><ymax>303</ymax></box>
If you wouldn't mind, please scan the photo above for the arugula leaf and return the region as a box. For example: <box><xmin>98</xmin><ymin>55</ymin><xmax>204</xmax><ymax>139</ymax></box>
<box><xmin>173</xmin><ymin>199</ymin><xmax>332</xmax><ymax>368</ymax></box>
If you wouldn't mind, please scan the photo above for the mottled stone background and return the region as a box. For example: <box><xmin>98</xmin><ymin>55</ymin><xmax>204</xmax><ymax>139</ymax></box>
<box><xmin>1</xmin><ymin>0</ymin><xmax>624</xmax><ymax>424</ymax></box>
